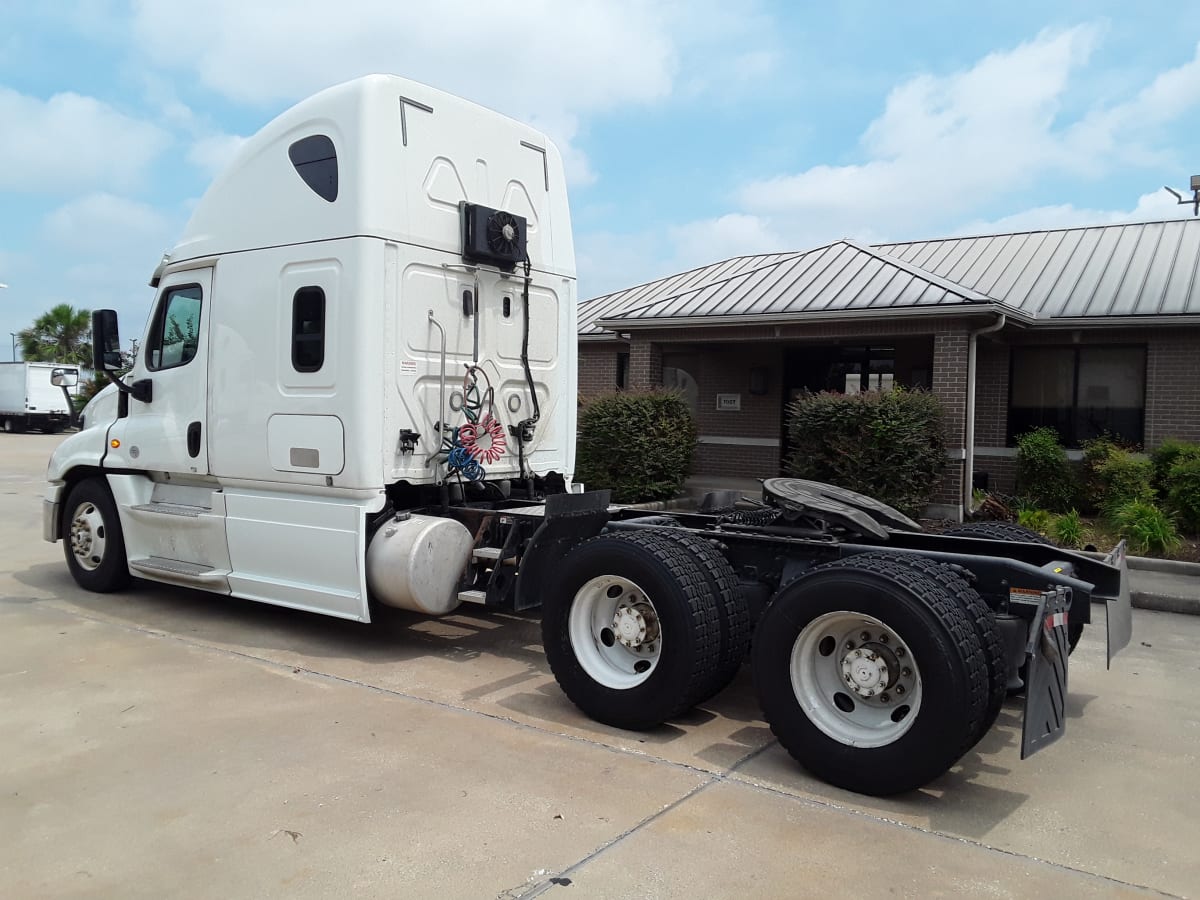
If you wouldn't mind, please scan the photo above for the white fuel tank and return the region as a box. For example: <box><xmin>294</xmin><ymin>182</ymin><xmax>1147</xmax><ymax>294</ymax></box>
<box><xmin>366</xmin><ymin>513</ymin><xmax>474</xmax><ymax>615</ymax></box>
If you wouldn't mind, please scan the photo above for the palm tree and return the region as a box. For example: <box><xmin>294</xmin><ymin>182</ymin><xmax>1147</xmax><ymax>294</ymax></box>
<box><xmin>17</xmin><ymin>304</ymin><xmax>92</xmax><ymax>367</ymax></box>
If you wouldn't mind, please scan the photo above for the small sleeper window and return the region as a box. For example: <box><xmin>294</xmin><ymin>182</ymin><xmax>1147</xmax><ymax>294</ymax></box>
<box><xmin>292</xmin><ymin>287</ymin><xmax>326</xmax><ymax>373</ymax></box>
<box><xmin>288</xmin><ymin>135</ymin><xmax>338</xmax><ymax>202</ymax></box>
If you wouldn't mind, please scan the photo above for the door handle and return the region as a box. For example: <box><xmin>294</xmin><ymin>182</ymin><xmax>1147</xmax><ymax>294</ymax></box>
<box><xmin>187</xmin><ymin>421</ymin><xmax>201</xmax><ymax>458</ymax></box>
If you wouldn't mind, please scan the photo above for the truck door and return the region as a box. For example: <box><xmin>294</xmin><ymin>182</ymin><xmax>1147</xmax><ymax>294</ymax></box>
<box><xmin>107</xmin><ymin>267</ymin><xmax>212</xmax><ymax>475</ymax></box>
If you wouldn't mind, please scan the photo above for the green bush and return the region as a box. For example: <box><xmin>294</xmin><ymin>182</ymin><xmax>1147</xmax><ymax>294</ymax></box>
<box><xmin>1152</xmin><ymin>439</ymin><xmax>1200</xmax><ymax>493</ymax></box>
<box><xmin>1096</xmin><ymin>450</ymin><xmax>1155</xmax><ymax>515</ymax></box>
<box><xmin>1015</xmin><ymin>428</ymin><xmax>1075</xmax><ymax>512</ymax></box>
<box><xmin>1166</xmin><ymin>456</ymin><xmax>1200</xmax><ymax>534</ymax></box>
<box><xmin>1111</xmin><ymin>500</ymin><xmax>1180</xmax><ymax>556</ymax></box>
<box><xmin>1051</xmin><ymin>509</ymin><xmax>1085</xmax><ymax>548</ymax></box>
<box><xmin>1017</xmin><ymin>507</ymin><xmax>1054</xmax><ymax>535</ymax></box>
<box><xmin>1080</xmin><ymin>435</ymin><xmax>1121</xmax><ymax>512</ymax></box>
<box><xmin>575</xmin><ymin>390</ymin><xmax>697</xmax><ymax>503</ymax></box>
<box><xmin>783</xmin><ymin>388</ymin><xmax>944</xmax><ymax>516</ymax></box>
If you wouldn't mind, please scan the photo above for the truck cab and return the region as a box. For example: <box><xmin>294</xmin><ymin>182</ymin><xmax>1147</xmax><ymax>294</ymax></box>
<box><xmin>45</xmin><ymin>74</ymin><xmax>576</xmax><ymax>621</ymax></box>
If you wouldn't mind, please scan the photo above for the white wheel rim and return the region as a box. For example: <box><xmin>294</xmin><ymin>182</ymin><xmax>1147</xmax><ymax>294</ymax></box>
<box><xmin>790</xmin><ymin>611</ymin><xmax>922</xmax><ymax>748</ymax></box>
<box><xmin>69</xmin><ymin>500</ymin><xmax>108</xmax><ymax>572</ymax></box>
<box><xmin>568</xmin><ymin>575</ymin><xmax>662</xmax><ymax>690</ymax></box>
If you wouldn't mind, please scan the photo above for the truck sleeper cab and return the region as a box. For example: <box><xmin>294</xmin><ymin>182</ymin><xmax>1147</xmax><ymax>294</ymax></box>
<box><xmin>44</xmin><ymin>75</ymin><xmax>1132</xmax><ymax>797</ymax></box>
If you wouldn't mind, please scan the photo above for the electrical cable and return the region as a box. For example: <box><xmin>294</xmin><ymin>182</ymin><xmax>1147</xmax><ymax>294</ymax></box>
<box><xmin>512</xmin><ymin>256</ymin><xmax>540</xmax><ymax>482</ymax></box>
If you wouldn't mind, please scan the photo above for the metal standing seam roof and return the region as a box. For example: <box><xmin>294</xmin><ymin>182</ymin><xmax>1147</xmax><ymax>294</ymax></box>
<box><xmin>875</xmin><ymin>218</ymin><xmax>1200</xmax><ymax>320</ymax></box>
<box><xmin>577</xmin><ymin>251</ymin><xmax>801</xmax><ymax>336</ymax></box>
<box><xmin>589</xmin><ymin>239</ymin><xmax>1006</xmax><ymax>331</ymax></box>
<box><xmin>578</xmin><ymin>217</ymin><xmax>1200</xmax><ymax>336</ymax></box>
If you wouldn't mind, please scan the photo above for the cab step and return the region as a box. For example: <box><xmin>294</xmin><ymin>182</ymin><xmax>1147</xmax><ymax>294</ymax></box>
<box><xmin>457</xmin><ymin>589</ymin><xmax>488</xmax><ymax>605</ymax></box>
<box><xmin>129</xmin><ymin>556</ymin><xmax>230</xmax><ymax>586</ymax></box>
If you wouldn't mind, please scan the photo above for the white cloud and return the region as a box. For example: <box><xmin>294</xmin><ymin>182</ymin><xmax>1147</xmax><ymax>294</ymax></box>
<box><xmin>41</xmin><ymin>193</ymin><xmax>171</xmax><ymax>255</ymax></box>
<box><xmin>954</xmin><ymin>190</ymin><xmax>1191</xmax><ymax>237</ymax></box>
<box><xmin>0</xmin><ymin>88</ymin><xmax>169</xmax><ymax>193</ymax></box>
<box><xmin>187</xmin><ymin>133</ymin><xmax>249</xmax><ymax>178</ymax></box>
<box><xmin>654</xmin><ymin>29</ymin><xmax>1200</xmax><ymax>272</ymax></box>
<box><xmin>127</xmin><ymin>0</ymin><xmax>771</xmax><ymax>186</ymax></box>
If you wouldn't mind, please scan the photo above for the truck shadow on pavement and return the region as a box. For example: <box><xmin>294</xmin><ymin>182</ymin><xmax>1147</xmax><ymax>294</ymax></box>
<box><xmin>13</xmin><ymin>560</ymin><xmax>1048</xmax><ymax>832</ymax></box>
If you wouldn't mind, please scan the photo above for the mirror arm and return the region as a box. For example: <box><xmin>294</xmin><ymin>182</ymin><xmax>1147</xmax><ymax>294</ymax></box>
<box><xmin>101</xmin><ymin>371</ymin><xmax>152</xmax><ymax>403</ymax></box>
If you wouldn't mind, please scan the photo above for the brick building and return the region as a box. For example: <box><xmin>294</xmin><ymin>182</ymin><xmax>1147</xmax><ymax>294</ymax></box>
<box><xmin>578</xmin><ymin>219</ymin><xmax>1200</xmax><ymax>519</ymax></box>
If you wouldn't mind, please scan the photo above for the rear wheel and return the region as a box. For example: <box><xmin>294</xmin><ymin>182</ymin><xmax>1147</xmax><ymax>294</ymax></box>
<box><xmin>753</xmin><ymin>554</ymin><xmax>990</xmax><ymax>795</ymax></box>
<box><xmin>63</xmin><ymin>478</ymin><xmax>131</xmax><ymax>593</ymax></box>
<box><xmin>648</xmin><ymin>529</ymin><xmax>752</xmax><ymax>701</ymax></box>
<box><xmin>542</xmin><ymin>531</ymin><xmax>721</xmax><ymax>731</ymax></box>
<box><xmin>827</xmin><ymin>554</ymin><xmax>1006</xmax><ymax>747</ymax></box>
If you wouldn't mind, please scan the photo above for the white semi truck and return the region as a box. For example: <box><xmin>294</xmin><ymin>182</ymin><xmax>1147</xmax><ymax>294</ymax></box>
<box><xmin>44</xmin><ymin>75</ymin><xmax>1132</xmax><ymax>796</ymax></box>
<box><xmin>0</xmin><ymin>361</ymin><xmax>78</xmax><ymax>433</ymax></box>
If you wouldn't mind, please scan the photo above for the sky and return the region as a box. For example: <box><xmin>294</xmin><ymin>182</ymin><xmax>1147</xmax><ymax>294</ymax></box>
<box><xmin>1</xmin><ymin>1</ymin><xmax>1199</xmax><ymax>359</ymax></box>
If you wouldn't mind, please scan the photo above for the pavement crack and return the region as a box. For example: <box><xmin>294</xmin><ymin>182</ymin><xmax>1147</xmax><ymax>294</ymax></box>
<box><xmin>512</xmin><ymin>779</ymin><xmax>718</xmax><ymax>900</ymax></box>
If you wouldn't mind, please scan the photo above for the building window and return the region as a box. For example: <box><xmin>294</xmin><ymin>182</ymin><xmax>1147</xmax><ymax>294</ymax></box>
<box><xmin>146</xmin><ymin>284</ymin><xmax>202</xmax><ymax>371</ymax></box>
<box><xmin>1008</xmin><ymin>345</ymin><xmax>1145</xmax><ymax>446</ymax></box>
<box><xmin>291</xmin><ymin>287</ymin><xmax>326</xmax><ymax>372</ymax></box>
<box><xmin>288</xmin><ymin>135</ymin><xmax>338</xmax><ymax>202</ymax></box>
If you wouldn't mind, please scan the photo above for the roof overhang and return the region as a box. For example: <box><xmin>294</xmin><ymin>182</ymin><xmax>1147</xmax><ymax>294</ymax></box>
<box><xmin>594</xmin><ymin>302</ymin><xmax>1032</xmax><ymax>333</ymax></box>
<box><xmin>1037</xmin><ymin>315</ymin><xmax>1200</xmax><ymax>329</ymax></box>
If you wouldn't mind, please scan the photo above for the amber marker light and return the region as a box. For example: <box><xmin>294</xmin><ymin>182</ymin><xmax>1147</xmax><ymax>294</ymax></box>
<box><xmin>110</xmin><ymin>439</ymin><xmax>121</xmax><ymax>448</ymax></box>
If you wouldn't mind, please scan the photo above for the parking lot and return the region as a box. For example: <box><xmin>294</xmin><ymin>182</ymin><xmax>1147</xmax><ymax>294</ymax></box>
<box><xmin>2</xmin><ymin>432</ymin><xmax>1198</xmax><ymax>898</ymax></box>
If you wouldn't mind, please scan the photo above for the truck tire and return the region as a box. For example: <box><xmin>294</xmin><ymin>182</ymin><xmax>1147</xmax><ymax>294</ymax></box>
<box><xmin>542</xmin><ymin>531</ymin><xmax>722</xmax><ymax>731</ymax></box>
<box><xmin>828</xmin><ymin>553</ymin><xmax>1007</xmax><ymax>749</ymax></box>
<box><xmin>945</xmin><ymin>522</ymin><xmax>1084</xmax><ymax>652</ymax></box>
<box><xmin>63</xmin><ymin>478</ymin><xmax>131</xmax><ymax>593</ymax></box>
<box><xmin>944</xmin><ymin>521</ymin><xmax>1051</xmax><ymax>545</ymax></box>
<box><xmin>3</xmin><ymin>418</ymin><xmax>23</xmax><ymax>434</ymax></box>
<box><xmin>646</xmin><ymin>528</ymin><xmax>753</xmax><ymax>701</ymax></box>
<box><xmin>752</xmin><ymin>554</ymin><xmax>990</xmax><ymax>795</ymax></box>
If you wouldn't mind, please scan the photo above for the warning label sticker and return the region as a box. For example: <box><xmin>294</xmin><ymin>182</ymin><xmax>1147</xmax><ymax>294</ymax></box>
<box><xmin>399</xmin><ymin>360</ymin><xmax>418</xmax><ymax>375</ymax></box>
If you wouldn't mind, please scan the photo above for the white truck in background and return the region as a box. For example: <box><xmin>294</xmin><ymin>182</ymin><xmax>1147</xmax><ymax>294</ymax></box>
<box><xmin>43</xmin><ymin>74</ymin><xmax>1132</xmax><ymax>796</ymax></box>
<box><xmin>0</xmin><ymin>361</ymin><xmax>78</xmax><ymax>433</ymax></box>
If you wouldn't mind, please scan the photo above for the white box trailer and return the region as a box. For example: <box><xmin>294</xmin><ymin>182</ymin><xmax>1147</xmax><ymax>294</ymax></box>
<box><xmin>42</xmin><ymin>75</ymin><xmax>1133</xmax><ymax>796</ymax></box>
<box><xmin>0</xmin><ymin>361</ymin><xmax>78</xmax><ymax>433</ymax></box>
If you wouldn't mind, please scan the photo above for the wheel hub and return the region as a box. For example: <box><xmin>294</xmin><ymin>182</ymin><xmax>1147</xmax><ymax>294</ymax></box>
<box><xmin>612</xmin><ymin>600</ymin><xmax>659</xmax><ymax>650</ymax></box>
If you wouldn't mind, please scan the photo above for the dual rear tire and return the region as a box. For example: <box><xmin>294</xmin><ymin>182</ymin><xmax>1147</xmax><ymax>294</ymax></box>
<box><xmin>542</xmin><ymin>533</ymin><xmax>1003</xmax><ymax>795</ymax></box>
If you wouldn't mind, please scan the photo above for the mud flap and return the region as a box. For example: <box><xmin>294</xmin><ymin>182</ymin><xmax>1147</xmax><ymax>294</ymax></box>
<box><xmin>1103</xmin><ymin>539</ymin><xmax>1133</xmax><ymax>669</ymax></box>
<box><xmin>1021</xmin><ymin>587</ymin><xmax>1071</xmax><ymax>760</ymax></box>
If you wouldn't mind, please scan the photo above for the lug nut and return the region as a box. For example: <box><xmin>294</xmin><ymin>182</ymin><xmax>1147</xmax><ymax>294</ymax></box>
<box><xmin>879</xmin><ymin>634</ymin><xmax>889</xmax><ymax>643</ymax></box>
<box><xmin>895</xmin><ymin>647</ymin><xmax>906</xmax><ymax>658</ymax></box>
<box><xmin>845</xmin><ymin>640</ymin><xmax>855</xmax><ymax>650</ymax></box>
<box><xmin>880</xmin><ymin>692</ymin><xmax>890</xmax><ymax>703</ymax></box>
<box><xmin>860</xmin><ymin>631</ymin><xmax>871</xmax><ymax>641</ymax></box>
<box><xmin>896</xmin><ymin>684</ymin><xmax>906</xmax><ymax>695</ymax></box>
<box><xmin>901</xmin><ymin>667</ymin><xmax>912</xmax><ymax>678</ymax></box>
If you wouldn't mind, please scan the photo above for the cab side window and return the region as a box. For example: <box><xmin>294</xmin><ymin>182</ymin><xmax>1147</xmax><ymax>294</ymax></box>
<box><xmin>147</xmin><ymin>285</ymin><xmax>203</xmax><ymax>371</ymax></box>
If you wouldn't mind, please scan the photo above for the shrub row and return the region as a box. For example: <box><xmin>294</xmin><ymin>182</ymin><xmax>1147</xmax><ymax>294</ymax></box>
<box><xmin>1013</xmin><ymin>429</ymin><xmax>1200</xmax><ymax>555</ymax></box>
<box><xmin>575</xmin><ymin>390</ymin><xmax>697</xmax><ymax>503</ymax></box>
<box><xmin>783</xmin><ymin>388</ymin><xmax>945</xmax><ymax>517</ymax></box>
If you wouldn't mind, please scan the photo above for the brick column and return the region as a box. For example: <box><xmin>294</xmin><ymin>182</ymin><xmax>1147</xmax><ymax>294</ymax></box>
<box><xmin>629</xmin><ymin>338</ymin><xmax>663</xmax><ymax>389</ymax></box>
<box><xmin>931</xmin><ymin>328</ymin><xmax>969</xmax><ymax>519</ymax></box>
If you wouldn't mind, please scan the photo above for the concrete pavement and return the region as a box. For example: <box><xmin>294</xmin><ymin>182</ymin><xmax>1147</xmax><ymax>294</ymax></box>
<box><xmin>2</xmin><ymin>433</ymin><xmax>1198</xmax><ymax>898</ymax></box>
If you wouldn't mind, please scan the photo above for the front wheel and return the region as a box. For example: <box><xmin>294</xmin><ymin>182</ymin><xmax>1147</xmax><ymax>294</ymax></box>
<box><xmin>753</xmin><ymin>555</ymin><xmax>990</xmax><ymax>796</ymax></box>
<box><xmin>62</xmin><ymin>478</ymin><xmax>131</xmax><ymax>593</ymax></box>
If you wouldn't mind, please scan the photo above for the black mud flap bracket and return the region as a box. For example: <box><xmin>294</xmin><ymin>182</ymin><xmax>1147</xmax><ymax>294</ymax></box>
<box><xmin>1103</xmin><ymin>539</ymin><xmax>1133</xmax><ymax>669</ymax></box>
<box><xmin>512</xmin><ymin>490</ymin><xmax>611</xmax><ymax>611</ymax></box>
<box><xmin>1020</xmin><ymin>586</ymin><xmax>1071</xmax><ymax>760</ymax></box>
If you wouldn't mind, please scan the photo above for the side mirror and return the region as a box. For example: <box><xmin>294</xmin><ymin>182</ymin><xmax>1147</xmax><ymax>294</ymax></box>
<box><xmin>92</xmin><ymin>309</ymin><xmax>122</xmax><ymax>372</ymax></box>
<box><xmin>50</xmin><ymin>368</ymin><xmax>78</xmax><ymax>388</ymax></box>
